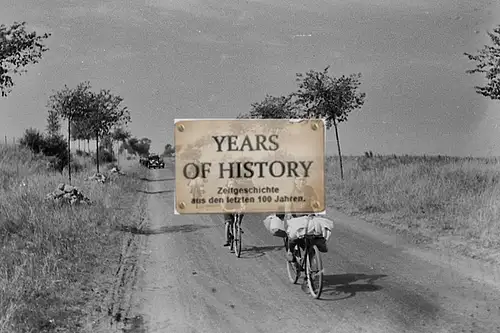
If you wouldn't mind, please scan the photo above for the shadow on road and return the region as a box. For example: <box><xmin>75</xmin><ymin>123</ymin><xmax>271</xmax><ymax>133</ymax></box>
<box><xmin>117</xmin><ymin>224</ymin><xmax>215</xmax><ymax>235</ymax></box>
<box><xmin>139</xmin><ymin>177</ymin><xmax>175</xmax><ymax>182</ymax></box>
<box><xmin>238</xmin><ymin>245</ymin><xmax>284</xmax><ymax>259</ymax></box>
<box><xmin>319</xmin><ymin>273</ymin><xmax>387</xmax><ymax>301</ymax></box>
<box><xmin>246</xmin><ymin>245</ymin><xmax>285</xmax><ymax>253</ymax></box>
<box><xmin>239</xmin><ymin>252</ymin><xmax>266</xmax><ymax>259</ymax></box>
<box><xmin>135</xmin><ymin>189</ymin><xmax>174</xmax><ymax>194</ymax></box>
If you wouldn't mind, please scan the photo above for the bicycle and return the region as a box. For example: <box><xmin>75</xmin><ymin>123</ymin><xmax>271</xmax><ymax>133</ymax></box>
<box><xmin>225</xmin><ymin>209</ymin><xmax>244</xmax><ymax>258</ymax></box>
<box><xmin>283</xmin><ymin>234</ymin><xmax>324</xmax><ymax>299</ymax></box>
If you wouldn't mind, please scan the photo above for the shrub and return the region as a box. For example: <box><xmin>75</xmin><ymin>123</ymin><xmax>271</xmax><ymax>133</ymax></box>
<box><xmin>19</xmin><ymin>128</ymin><xmax>44</xmax><ymax>154</ymax></box>
<box><xmin>92</xmin><ymin>148</ymin><xmax>115</xmax><ymax>165</ymax></box>
<box><xmin>41</xmin><ymin>135</ymin><xmax>69</xmax><ymax>173</ymax></box>
<box><xmin>63</xmin><ymin>159</ymin><xmax>84</xmax><ymax>174</ymax></box>
<box><xmin>75</xmin><ymin>149</ymin><xmax>90</xmax><ymax>157</ymax></box>
<box><xmin>18</xmin><ymin>129</ymin><xmax>70</xmax><ymax>173</ymax></box>
<box><xmin>105</xmin><ymin>162</ymin><xmax>119</xmax><ymax>170</ymax></box>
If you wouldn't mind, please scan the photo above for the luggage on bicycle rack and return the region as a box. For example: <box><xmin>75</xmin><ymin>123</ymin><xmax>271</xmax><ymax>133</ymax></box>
<box><xmin>286</xmin><ymin>215</ymin><xmax>334</xmax><ymax>242</ymax></box>
<box><xmin>263</xmin><ymin>214</ymin><xmax>287</xmax><ymax>238</ymax></box>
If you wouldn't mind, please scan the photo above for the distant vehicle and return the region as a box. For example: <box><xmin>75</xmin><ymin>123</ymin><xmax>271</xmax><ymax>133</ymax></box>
<box><xmin>147</xmin><ymin>154</ymin><xmax>165</xmax><ymax>169</ymax></box>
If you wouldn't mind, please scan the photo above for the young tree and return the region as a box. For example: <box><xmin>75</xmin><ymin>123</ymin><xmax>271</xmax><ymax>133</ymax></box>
<box><xmin>46</xmin><ymin>110</ymin><xmax>60</xmax><ymax>137</ymax></box>
<box><xmin>124</xmin><ymin>137</ymin><xmax>151</xmax><ymax>157</ymax></box>
<box><xmin>70</xmin><ymin>118</ymin><xmax>87</xmax><ymax>151</ymax></box>
<box><xmin>86</xmin><ymin>89</ymin><xmax>130</xmax><ymax>173</ymax></box>
<box><xmin>100</xmin><ymin>133</ymin><xmax>114</xmax><ymax>163</ymax></box>
<box><xmin>162</xmin><ymin>143</ymin><xmax>175</xmax><ymax>157</ymax></box>
<box><xmin>122</xmin><ymin>137</ymin><xmax>142</xmax><ymax>156</ymax></box>
<box><xmin>294</xmin><ymin>66</ymin><xmax>366</xmax><ymax>180</ymax></box>
<box><xmin>464</xmin><ymin>25</ymin><xmax>500</xmax><ymax>101</ymax></box>
<box><xmin>101</xmin><ymin>133</ymin><xmax>113</xmax><ymax>152</ymax></box>
<box><xmin>235</xmin><ymin>94</ymin><xmax>303</xmax><ymax>138</ymax></box>
<box><xmin>240</xmin><ymin>94</ymin><xmax>300</xmax><ymax>119</ymax></box>
<box><xmin>136</xmin><ymin>138</ymin><xmax>151</xmax><ymax>157</ymax></box>
<box><xmin>47</xmin><ymin>81</ymin><xmax>93</xmax><ymax>184</ymax></box>
<box><xmin>1</xmin><ymin>22</ymin><xmax>51</xmax><ymax>97</ymax></box>
<box><xmin>77</xmin><ymin>116</ymin><xmax>94</xmax><ymax>153</ymax></box>
<box><xmin>111</xmin><ymin>126</ymin><xmax>131</xmax><ymax>165</ymax></box>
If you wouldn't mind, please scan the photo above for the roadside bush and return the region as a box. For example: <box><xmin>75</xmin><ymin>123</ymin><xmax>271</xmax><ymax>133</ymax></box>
<box><xmin>19</xmin><ymin>128</ymin><xmax>45</xmax><ymax>154</ymax></box>
<box><xmin>75</xmin><ymin>149</ymin><xmax>90</xmax><ymax>157</ymax></box>
<box><xmin>93</xmin><ymin>148</ymin><xmax>115</xmax><ymax>165</ymax></box>
<box><xmin>19</xmin><ymin>129</ymin><xmax>70</xmax><ymax>173</ymax></box>
<box><xmin>42</xmin><ymin>135</ymin><xmax>69</xmax><ymax>173</ymax></box>
<box><xmin>63</xmin><ymin>159</ymin><xmax>84</xmax><ymax>174</ymax></box>
<box><xmin>105</xmin><ymin>163</ymin><xmax>119</xmax><ymax>170</ymax></box>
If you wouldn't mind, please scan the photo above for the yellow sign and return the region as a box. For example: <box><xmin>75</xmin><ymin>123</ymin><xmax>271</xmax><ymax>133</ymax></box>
<box><xmin>174</xmin><ymin>119</ymin><xmax>325</xmax><ymax>214</ymax></box>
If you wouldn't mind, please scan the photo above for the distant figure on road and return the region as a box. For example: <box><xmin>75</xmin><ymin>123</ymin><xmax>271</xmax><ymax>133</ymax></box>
<box><xmin>186</xmin><ymin>162</ymin><xmax>206</xmax><ymax>207</ymax></box>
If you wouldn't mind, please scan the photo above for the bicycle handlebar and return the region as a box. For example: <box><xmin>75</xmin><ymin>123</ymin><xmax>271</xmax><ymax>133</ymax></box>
<box><xmin>221</xmin><ymin>204</ymin><xmax>246</xmax><ymax>214</ymax></box>
<box><xmin>223</xmin><ymin>209</ymin><xmax>243</xmax><ymax>213</ymax></box>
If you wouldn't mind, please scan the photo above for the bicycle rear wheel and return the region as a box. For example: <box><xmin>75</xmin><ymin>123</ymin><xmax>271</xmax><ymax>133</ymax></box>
<box><xmin>226</xmin><ymin>222</ymin><xmax>234</xmax><ymax>252</ymax></box>
<box><xmin>306</xmin><ymin>245</ymin><xmax>323</xmax><ymax>299</ymax></box>
<box><xmin>286</xmin><ymin>240</ymin><xmax>301</xmax><ymax>284</ymax></box>
<box><xmin>234</xmin><ymin>216</ymin><xmax>242</xmax><ymax>257</ymax></box>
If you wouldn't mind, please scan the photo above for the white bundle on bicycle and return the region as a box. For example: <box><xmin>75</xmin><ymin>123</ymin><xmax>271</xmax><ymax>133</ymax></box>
<box><xmin>263</xmin><ymin>214</ymin><xmax>287</xmax><ymax>238</ymax></box>
<box><xmin>286</xmin><ymin>215</ymin><xmax>334</xmax><ymax>241</ymax></box>
<box><xmin>263</xmin><ymin>214</ymin><xmax>333</xmax><ymax>240</ymax></box>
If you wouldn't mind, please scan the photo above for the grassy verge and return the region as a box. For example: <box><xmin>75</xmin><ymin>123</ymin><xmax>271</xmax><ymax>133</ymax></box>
<box><xmin>326</xmin><ymin>155</ymin><xmax>500</xmax><ymax>264</ymax></box>
<box><xmin>0</xmin><ymin>145</ymin><xmax>143</xmax><ymax>333</ymax></box>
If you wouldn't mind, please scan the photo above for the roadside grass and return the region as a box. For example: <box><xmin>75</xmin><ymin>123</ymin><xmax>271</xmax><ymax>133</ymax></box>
<box><xmin>327</xmin><ymin>155</ymin><xmax>500</xmax><ymax>263</ymax></box>
<box><xmin>0</xmin><ymin>145</ymin><xmax>142</xmax><ymax>333</ymax></box>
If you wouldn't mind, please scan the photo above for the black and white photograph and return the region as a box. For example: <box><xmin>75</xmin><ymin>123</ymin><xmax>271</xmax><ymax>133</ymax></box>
<box><xmin>1</xmin><ymin>0</ymin><xmax>500</xmax><ymax>332</ymax></box>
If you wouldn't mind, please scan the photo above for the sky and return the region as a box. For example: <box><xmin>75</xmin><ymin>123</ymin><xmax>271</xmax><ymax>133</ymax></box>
<box><xmin>1</xmin><ymin>0</ymin><xmax>500</xmax><ymax>157</ymax></box>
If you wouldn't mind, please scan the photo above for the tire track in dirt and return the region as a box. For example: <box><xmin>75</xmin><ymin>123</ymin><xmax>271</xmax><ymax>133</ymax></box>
<box><xmin>95</xmin><ymin>163</ymin><xmax>177</xmax><ymax>333</ymax></box>
<box><xmin>91</xmin><ymin>168</ymin><xmax>150</xmax><ymax>333</ymax></box>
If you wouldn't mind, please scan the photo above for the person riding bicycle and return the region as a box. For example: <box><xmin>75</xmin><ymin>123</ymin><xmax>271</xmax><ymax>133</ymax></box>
<box><xmin>221</xmin><ymin>178</ymin><xmax>250</xmax><ymax>247</ymax></box>
<box><xmin>282</xmin><ymin>176</ymin><xmax>324</xmax><ymax>262</ymax></box>
<box><xmin>220</xmin><ymin>155</ymin><xmax>256</xmax><ymax>247</ymax></box>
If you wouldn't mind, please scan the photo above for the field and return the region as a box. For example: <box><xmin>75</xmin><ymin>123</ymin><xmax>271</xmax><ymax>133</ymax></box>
<box><xmin>326</xmin><ymin>154</ymin><xmax>500</xmax><ymax>264</ymax></box>
<box><xmin>0</xmin><ymin>145</ymin><xmax>142</xmax><ymax>333</ymax></box>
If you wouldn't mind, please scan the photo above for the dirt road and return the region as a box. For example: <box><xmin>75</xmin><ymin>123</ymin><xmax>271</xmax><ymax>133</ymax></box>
<box><xmin>102</xmin><ymin>166</ymin><xmax>500</xmax><ymax>333</ymax></box>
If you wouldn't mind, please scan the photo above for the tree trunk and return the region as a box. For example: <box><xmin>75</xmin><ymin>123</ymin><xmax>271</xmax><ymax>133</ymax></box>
<box><xmin>96</xmin><ymin>134</ymin><xmax>100</xmax><ymax>174</ymax></box>
<box><xmin>116</xmin><ymin>141</ymin><xmax>120</xmax><ymax>167</ymax></box>
<box><xmin>68</xmin><ymin>118</ymin><xmax>72</xmax><ymax>185</ymax></box>
<box><xmin>78</xmin><ymin>139</ymin><xmax>81</xmax><ymax>151</ymax></box>
<box><xmin>333</xmin><ymin>117</ymin><xmax>344</xmax><ymax>180</ymax></box>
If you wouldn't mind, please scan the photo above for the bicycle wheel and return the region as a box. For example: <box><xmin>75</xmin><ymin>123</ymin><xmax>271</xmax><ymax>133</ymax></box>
<box><xmin>226</xmin><ymin>222</ymin><xmax>234</xmax><ymax>252</ymax></box>
<box><xmin>234</xmin><ymin>216</ymin><xmax>242</xmax><ymax>257</ymax></box>
<box><xmin>306</xmin><ymin>245</ymin><xmax>323</xmax><ymax>299</ymax></box>
<box><xmin>286</xmin><ymin>241</ymin><xmax>301</xmax><ymax>284</ymax></box>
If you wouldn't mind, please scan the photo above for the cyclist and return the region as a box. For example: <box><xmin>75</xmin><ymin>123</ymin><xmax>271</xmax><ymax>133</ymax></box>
<box><xmin>220</xmin><ymin>156</ymin><xmax>255</xmax><ymax>247</ymax></box>
<box><xmin>283</xmin><ymin>176</ymin><xmax>323</xmax><ymax>262</ymax></box>
<box><xmin>289</xmin><ymin>176</ymin><xmax>319</xmax><ymax>217</ymax></box>
<box><xmin>221</xmin><ymin>178</ymin><xmax>248</xmax><ymax>247</ymax></box>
